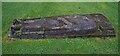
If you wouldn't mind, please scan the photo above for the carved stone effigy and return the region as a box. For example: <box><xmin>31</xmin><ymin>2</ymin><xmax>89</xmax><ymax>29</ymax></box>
<box><xmin>8</xmin><ymin>14</ymin><xmax>116</xmax><ymax>39</ymax></box>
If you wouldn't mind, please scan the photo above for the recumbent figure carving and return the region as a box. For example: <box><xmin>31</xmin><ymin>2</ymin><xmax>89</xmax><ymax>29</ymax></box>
<box><xmin>8</xmin><ymin>14</ymin><xmax>116</xmax><ymax>39</ymax></box>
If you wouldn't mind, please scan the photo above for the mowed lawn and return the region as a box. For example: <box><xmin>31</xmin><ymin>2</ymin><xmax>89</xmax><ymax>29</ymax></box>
<box><xmin>2</xmin><ymin>2</ymin><xmax>118</xmax><ymax>54</ymax></box>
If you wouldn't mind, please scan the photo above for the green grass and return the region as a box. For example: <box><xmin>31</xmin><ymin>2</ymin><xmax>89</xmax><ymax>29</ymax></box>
<box><xmin>2</xmin><ymin>2</ymin><xmax>118</xmax><ymax>54</ymax></box>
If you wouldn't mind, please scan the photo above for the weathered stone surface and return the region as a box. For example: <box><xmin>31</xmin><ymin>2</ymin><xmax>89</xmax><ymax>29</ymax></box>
<box><xmin>8</xmin><ymin>14</ymin><xmax>116</xmax><ymax>39</ymax></box>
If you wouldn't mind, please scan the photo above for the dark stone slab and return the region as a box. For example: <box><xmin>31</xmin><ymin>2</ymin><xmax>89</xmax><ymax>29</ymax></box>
<box><xmin>8</xmin><ymin>14</ymin><xmax>116</xmax><ymax>39</ymax></box>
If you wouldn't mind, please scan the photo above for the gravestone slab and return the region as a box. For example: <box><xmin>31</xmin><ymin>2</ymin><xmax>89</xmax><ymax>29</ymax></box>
<box><xmin>8</xmin><ymin>14</ymin><xmax>116</xmax><ymax>39</ymax></box>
